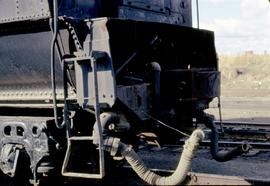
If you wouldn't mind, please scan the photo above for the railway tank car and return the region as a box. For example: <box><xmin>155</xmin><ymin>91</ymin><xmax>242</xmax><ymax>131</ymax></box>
<box><xmin>0</xmin><ymin>0</ymin><xmax>247</xmax><ymax>185</ymax></box>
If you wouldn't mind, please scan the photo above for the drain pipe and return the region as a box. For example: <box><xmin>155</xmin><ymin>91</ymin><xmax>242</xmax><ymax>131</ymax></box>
<box><xmin>200</xmin><ymin>112</ymin><xmax>250</xmax><ymax>162</ymax></box>
<box><xmin>150</xmin><ymin>62</ymin><xmax>161</xmax><ymax>115</ymax></box>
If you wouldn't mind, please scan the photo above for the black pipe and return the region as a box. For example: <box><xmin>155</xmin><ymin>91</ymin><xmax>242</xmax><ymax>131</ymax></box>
<box><xmin>200</xmin><ymin>112</ymin><xmax>250</xmax><ymax>162</ymax></box>
<box><xmin>150</xmin><ymin>62</ymin><xmax>161</xmax><ymax>117</ymax></box>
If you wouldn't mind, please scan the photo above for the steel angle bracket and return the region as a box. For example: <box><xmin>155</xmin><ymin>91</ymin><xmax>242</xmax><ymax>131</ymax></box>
<box><xmin>73</xmin><ymin>52</ymin><xmax>116</xmax><ymax>109</ymax></box>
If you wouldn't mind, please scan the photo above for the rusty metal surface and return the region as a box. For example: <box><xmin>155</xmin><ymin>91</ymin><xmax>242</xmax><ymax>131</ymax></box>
<box><xmin>117</xmin><ymin>84</ymin><xmax>150</xmax><ymax>120</ymax></box>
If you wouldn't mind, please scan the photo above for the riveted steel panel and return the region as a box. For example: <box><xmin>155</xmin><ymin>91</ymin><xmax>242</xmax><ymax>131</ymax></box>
<box><xmin>59</xmin><ymin>0</ymin><xmax>101</xmax><ymax>19</ymax></box>
<box><xmin>0</xmin><ymin>0</ymin><xmax>51</xmax><ymax>24</ymax></box>
<box><xmin>118</xmin><ymin>0</ymin><xmax>192</xmax><ymax>27</ymax></box>
<box><xmin>0</xmin><ymin>28</ymin><xmax>76</xmax><ymax>103</ymax></box>
<box><xmin>122</xmin><ymin>0</ymin><xmax>166</xmax><ymax>13</ymax></box>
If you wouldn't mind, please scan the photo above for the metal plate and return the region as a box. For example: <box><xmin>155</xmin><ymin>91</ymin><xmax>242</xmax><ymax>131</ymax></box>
<box><xmin>117</xmin><ymin>84</ymin><xmax>150</xmax><ymax>120</ymax></box>
<box><xmin>0</xmin><ymin>0</ymin><xmax>51</xmax><ymax>24</ymax></box>
<box><xmin>119</xmin><ymin>0</ymin><xmax>192</xmax><ymax>26</ymax></box>
<box><xmin>75</xmin><ymin>19</ymin><xmax>116</xmax><ymax>108</ymax></box>
<box><xmin>122</xmin><ymin>0</ymin><xmax>166</xmax><ymax>13</ymax></box>
<box><xmin>0</xmin><ymin>28</ymin><xmax>75</xmax><ymax>103</ymax></box>
<box><xmin>59</xmin><ymin>0</ymin><xmax>101</xmax><ymax>19</ymax></box>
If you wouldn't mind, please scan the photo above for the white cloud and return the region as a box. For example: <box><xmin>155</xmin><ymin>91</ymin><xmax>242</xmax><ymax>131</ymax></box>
<box><xmin>208</xmin><ymin>0</ymin><xmax>226</xmax><ymax>4</ymax></box>
<box><xmin>200</xmin><ymin>0</ymin><xmax>270</xmax><ymax>54</ymax></box>
<box><xmin>240</xmin><ymin>0</ymin><xmax>269</xmax><ymax>18</ymax></box>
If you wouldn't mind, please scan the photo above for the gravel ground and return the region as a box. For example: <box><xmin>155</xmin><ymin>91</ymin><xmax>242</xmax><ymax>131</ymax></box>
<box><xmin>138</xmin><ymin>147</ymin><xmax>270</xmax><ymax>181</ymax></box>
<box><xmin>207</xmin><ymin>95</ymin><xmax>270</xmax><ymax>123</ymax></box>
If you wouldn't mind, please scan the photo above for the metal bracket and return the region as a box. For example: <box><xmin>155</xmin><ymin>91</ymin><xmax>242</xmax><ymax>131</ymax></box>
<box><xmin>74</xmin><ymin>52</ymin><xmax>116</xmax><ymax>108</ymax></box>
<box><xmin>0</xmin><ymin>144</ymin><xmax>20</xmax><ymax>177</ymax></box>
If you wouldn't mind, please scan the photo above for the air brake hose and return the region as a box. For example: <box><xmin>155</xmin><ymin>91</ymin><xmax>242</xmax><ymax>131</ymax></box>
<box><xmin>93</xmin><ymin>115</ymin><xmax>204</xmax><ymax>186</ymax></box>
<box><xmin>117</xmin><ymin>129</ymin><xmax>204</xmax><ymax>185</ymax></box>
<box><xmin>201</xmin><ymin>112</ymin><xmax>250</xmax><ymax>162</ymax></box>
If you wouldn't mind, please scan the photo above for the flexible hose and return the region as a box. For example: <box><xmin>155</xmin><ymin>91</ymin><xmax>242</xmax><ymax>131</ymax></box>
<box><xmin>202</xmin><ymin>113</ymin><xmax>250</xmax><ymax>162</ymax></box>
<box><xmin>118</xmin><ymin>129</ymin><xmax>204</xmax><ymax>185</ymax></box>
<box><xmin>93</xmin><ymin>114</ymin><xmax>204</xmax><ymax>185</ymax></box>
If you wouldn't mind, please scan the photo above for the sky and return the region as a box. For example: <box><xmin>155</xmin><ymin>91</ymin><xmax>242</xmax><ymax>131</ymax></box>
<box><xmin>192</xmin><ymin>0</ymin><xmax>270</xmax><ymax>54</ymax></box>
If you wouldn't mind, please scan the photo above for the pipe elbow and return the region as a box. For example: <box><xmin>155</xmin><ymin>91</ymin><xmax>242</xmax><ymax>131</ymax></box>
<box><xmin>150</xmin><ymin>62</ymin><xmax>161</xmax><ymax>72</ymax></box>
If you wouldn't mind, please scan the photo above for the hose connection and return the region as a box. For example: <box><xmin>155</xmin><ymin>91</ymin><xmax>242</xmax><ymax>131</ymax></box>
<box><xmin>93</xmin><ymin>113</ymin><xmax>204</xmax><ymax>186</ymax></box>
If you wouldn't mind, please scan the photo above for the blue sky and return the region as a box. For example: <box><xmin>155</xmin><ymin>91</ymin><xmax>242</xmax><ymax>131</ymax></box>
<box><xmin>192</xmin><ymin>0</ymin><xmax>270</xmax><ymax>54</ymax></box>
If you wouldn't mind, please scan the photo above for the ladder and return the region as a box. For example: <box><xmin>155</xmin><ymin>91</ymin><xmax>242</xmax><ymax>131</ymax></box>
<box><xmin>61</xmin><ymin>55</ymin><xmax>105</xmax><ymax>179</ymax></box>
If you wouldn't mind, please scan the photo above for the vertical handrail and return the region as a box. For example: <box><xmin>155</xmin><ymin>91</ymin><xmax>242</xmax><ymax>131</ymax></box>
<box><xmin>91</xmin><ymin>56</ymin><xmax>105</xmax><ymax>178</ymax></box>
<box><xmin>89</xmin><ymin>20</ymin><xmax>105</xmax><ymax>177</ymax></box>
<box><xmin>51</xmin><ymin>0</ymin><xmax>64</xmax><ymax>129</ymax></box>
<box><xmin>196</xmin><ymin>0</ymin><xmax>200</xmax><ymax>29</ymax></box>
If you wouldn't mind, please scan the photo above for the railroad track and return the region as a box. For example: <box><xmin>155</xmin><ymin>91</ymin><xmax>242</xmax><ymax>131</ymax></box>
<box><xmin>201</xmin><ymin>140</ymin><xmax>270</xmax><ymax>150</ymax></box>
<box><xmin>215</xmin><ymin>121</ymin><xmax>270</xmax><ymax>131</ymax></box>
<box><xmin>175</xmin><ymin>121</ymin><xmax>270</xmax><ymax>150</ymax></box>
<box><xmin>173</xmin><ymin>139</ymin><xmax>270</xmax><ymax>151</ymax></box>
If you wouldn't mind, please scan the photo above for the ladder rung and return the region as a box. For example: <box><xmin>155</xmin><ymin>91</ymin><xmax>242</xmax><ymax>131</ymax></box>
<box><xmin>69</xmin><ymin>136</ymin><xmax>93</xmax><ymax>141</ymax></box>
<box><xmin>62</xmin><ymin>172</ymin><xmax>103</xmax><ymax>179</ymax></box>
<box><xmin>63</xmin><ymin>56</ymin><xmax>91</xmax><ymax>63</ymax></box>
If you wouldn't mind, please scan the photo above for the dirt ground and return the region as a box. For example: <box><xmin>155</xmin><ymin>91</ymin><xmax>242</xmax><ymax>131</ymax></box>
<box><xmin>138</xmin><ymin>146</ymin><xmax>270</xmax><ymax>182</ymax></box>
<box><xmin>207</xmin><ymin>89</ymin><xmax>270</xmax><ymax>123</ymax></box>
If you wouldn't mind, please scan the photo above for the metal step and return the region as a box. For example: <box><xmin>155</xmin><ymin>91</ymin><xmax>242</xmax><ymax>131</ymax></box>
<box><xmin>61</xmin><ymin>135</ymin><xmax>105</xmax><ymax>179</ymax></box>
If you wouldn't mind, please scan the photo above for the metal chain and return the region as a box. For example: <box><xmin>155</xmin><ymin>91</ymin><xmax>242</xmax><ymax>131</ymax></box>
<box><xmin>64</xmin><ymin>19</ymin><xmax>83</xmax><ymax>51</ymax></box>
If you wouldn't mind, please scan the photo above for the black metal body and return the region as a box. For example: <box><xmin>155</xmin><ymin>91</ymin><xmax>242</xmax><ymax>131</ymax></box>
<box><xmin>0</xmin><ymin>0</ymin><xmax>220</xmax><ymax>185</ymax></box>
<box><xmin>0</xmin><ymin>0</ymin><xmax>192</xmax><ymax>26</ymax></box>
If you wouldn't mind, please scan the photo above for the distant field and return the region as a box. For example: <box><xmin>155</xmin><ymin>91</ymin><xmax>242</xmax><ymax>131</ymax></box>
<box><xmin>207</xmin><ymin>53</ymin><xmax>270</xmax><ymax>122</ymax></box>
<box><xmin>219</xmin><ymin>53</ymin><xmax>270</xmax><ymax>97</ymax></box>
